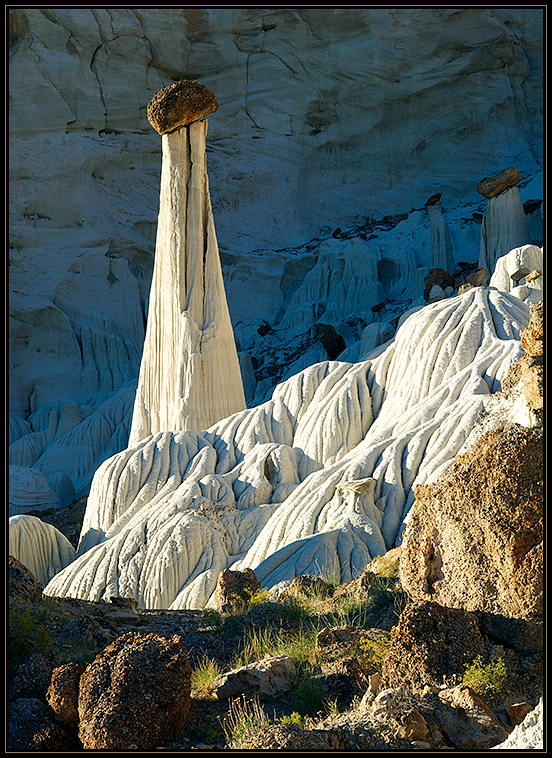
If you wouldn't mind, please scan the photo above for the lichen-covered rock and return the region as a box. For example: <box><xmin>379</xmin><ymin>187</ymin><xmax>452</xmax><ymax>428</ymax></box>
<box><xmin>77</xmin><ymin>632</ymin><xmax>192</xmax><ymax>750</ymax></box>
<box><xmin>400</xmin><ymin>424</ymin><xmax>543</xmax><ymax>652</ymax></box>
<box><xmin>212</xmin><ymin>568</ymin><xmax>261</xmax><ymax>613</ymax></box>
<box><xmin>147</xmin><ymin>79</ymin><xmax>218</xmax><ymax>134</ymax></box>
<box><xmin>380</xmin><ymin>601</ymin><xmax>485</xmax><ymax>691</ymax></box>
<box><xmin>476</xmin><ymin>165</ymin><xmax>522</xmax><ymax>198</ymax></box>
<box><xmin>46</xmin><ymin>662</ymin><xmax>84</xmax><ymax>728</ymax></box>
<box><xmin>215</xmin><ymin>655</ymin><xmax>296</xmax><ymax>701</ymax></box>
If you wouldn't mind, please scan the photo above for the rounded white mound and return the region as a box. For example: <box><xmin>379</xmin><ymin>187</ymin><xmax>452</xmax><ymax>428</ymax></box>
<box><xmin>9</xmin><ymin>514</ymin><xmax>76</xmax><ymax>586</ymax></box>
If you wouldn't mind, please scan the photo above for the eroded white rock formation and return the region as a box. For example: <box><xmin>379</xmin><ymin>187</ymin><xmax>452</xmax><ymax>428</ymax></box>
<box><xmin>43</xmin><ymin>286</ymin><xmax>529</xmax><ymax>609</ymax></box>
<box><xmin>9</xmin><ymin>514</ymin><xmax>76</xmax><ymax>586</ymax></box>
<box><xmin>128</xmin><ymin>115</ymin><xmax>246</xmax><ymax>444</ymax></box>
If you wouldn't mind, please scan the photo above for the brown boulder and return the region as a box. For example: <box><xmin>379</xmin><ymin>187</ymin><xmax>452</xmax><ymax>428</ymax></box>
<box><xmin>423</xmin><ymin>268</ymin><xmax>455</xmax><ymax>302</ymax></box>
<box><xmin>46</xmin><ymin>662</ymin><xmax>84</xmax><ymax>728</ymax></box>
<box><xmin>212</xmin><ymin>567</ymin><xmax>261</xmax><ymax>613</ymax></box>
<box><xmin>147</xmin><ymin>79</ymin><xmax>218</xmax><ymax>134</ymax></box>
<box><xmin>476</xmin><ymin>166</ymin><xmax>522</xmax><ymax>199</ymax></box>
<box><xmin>400</xmin><ymin>424</ymin><xmax>543</xmax><ymax>652</ymax></box>
<box><xmin>380</xmin><ymin>601</ymin><xmax>484</xmax><ymax>692</ymax></box>
<box><xmin>78</xmin><ymin>632</ymin><xmax>192</xmax><ymax>750</ymax></box>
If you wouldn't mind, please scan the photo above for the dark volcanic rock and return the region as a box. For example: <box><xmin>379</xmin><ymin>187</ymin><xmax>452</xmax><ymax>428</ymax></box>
<box><xmin>78</xmin><ymin>632</ymin><xmax>192</xmax><ymax>750</ymax></box>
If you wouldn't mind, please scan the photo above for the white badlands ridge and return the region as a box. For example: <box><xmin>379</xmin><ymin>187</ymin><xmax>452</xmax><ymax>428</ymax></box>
<box><xmin>41</xmin><ymin>276</ymin><xmax>536</xmax><ymax>609</ymax></box>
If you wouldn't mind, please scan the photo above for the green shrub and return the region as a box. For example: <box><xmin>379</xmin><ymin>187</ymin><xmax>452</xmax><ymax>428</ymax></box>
<box><xmin>462</xmin><ymin>655</ymin><xmax>507</xmax><ymax>705</ymax></box>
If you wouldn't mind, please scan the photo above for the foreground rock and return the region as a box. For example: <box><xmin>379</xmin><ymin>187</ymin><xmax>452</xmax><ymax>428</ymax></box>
<box><xmin>436</xmin><ymin>684</ymin><xmax>509</xmax><ymax>749</ymax></box>
<box><xmin>400</xmin><ymin>423</ymin><xmax>543</xmax><ymax>653</ymax></box>
<box><xmin>212</xmin><ymin>568</ymin><xmax>262</xmax><ymax>613</ymax></box>
<box><xmin>78</xmin><ymin>632</ymin><xmax>192</xmax><ymax>750</ymax></box>
<box><xmin>215</xmin><ymin>655</ymin><xmax>296</xmax><ymax>701</ymax></box>
<box><xmin>380</xmin><ymin>601</ymin><xmax>484</xmax><ymax>691</ymax></box>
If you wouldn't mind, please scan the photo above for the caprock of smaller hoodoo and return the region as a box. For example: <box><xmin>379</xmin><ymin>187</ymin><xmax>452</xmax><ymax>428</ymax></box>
<box><xmin>128</xmin><ymin>80</ymin><xmax>246</xmax><ymax>446</ymax></box>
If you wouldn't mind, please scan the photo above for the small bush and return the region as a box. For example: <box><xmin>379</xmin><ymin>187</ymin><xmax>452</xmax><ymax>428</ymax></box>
<box><xmin>358</xmin><ymin>627</ymin><xmax>395</xmax><ymax>670</ymax></box>
<box><xmin>191</xmin><ymin>656</ymin><xmax>223</xmax><ymax>700</ymax></box>
<box><xmin>462</xmin><ymin>655</ymin><xmax>507</xmax><ymax>705</ymax></box>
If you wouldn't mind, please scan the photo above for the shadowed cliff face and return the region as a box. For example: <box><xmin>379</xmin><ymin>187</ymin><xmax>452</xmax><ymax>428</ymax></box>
<box><xmin>8</xmin><ymin>8</ymin><xmax>542</xmax><ymax>472</ymax></box>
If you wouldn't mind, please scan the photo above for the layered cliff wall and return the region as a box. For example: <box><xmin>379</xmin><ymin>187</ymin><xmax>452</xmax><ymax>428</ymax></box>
<box><xmin>9</xmin><ymin>7</ymin><xmax>543</xmax><ymax>502</ymax></box>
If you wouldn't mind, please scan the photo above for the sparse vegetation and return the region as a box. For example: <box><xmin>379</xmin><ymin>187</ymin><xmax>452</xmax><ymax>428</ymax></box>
<box><xmin>220</xmin><ymin>695</ymin><xmax>272</xmax><ymax>748</ymax></box>
<box><xmin>191</xmin><ymin>656</ymin><xmax>223</xmax><ymax>700</ymax></box>
<box><xmin>8</xmin><ymin>607</ymin><xmax>52</xmax><ymax>671</ymax></box>
<box><xmin>462</xmin><ymin>655</ymin><xmax>508</xmax><ymax>705</ymax></box>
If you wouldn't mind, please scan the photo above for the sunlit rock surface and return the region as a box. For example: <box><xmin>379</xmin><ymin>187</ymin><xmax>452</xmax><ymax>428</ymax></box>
<box><xmin>43</xmin><ymin>287</ymin><xmax>529</xmax><ymax>609</ymax></box>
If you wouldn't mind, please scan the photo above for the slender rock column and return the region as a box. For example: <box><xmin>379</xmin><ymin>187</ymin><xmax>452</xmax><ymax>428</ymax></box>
<box><xmin>476</xmin><ymin>166</ymin><xmax>529</xmax><ymax>275</ymax></box>
<box><xmin>129</xmin><ymin>81</ymin><xmax>246</xmax><ymax>445</ymax></box>
<box><xmin>424</xmin><ymin>192</ymin><xmax>455</xmax><ymax>274</ymax></box>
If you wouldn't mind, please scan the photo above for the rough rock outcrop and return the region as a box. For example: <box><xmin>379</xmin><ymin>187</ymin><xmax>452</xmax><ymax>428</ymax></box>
<box><xmin>77</xmin><ymin>632</ymin><xmax>192</xmax><ymax>750</ymax></box>
<box><xmin>8</xmin><ymin>697</ymin><xmax>75</xmax><ymax>751</ymax></box>
<box><xmin>212</xmin><ymin>568</ymin><xmax>261</xmax><ymax>613</ymax></box>
<box><xmin>380</xmin><ymin>601</ymin><xmax>485</xmax><ymax>691</ymax></box>
<box><xmin>436</xmin><ymin>684</ymin><xmax>509</xmax><ymax>750</ymax></box>
<box><xmin>400</xmin><ymin>423</ymin><xmax>543</xmax><ymax>652</ymax></box>
<box><xmin>128</xmin><ymin>93</ymin><xmax>245</xmax><ymax>444</ymax></box>
<box><xmin>9</xmin><ymin>653</ymin><xmax>53</xmax><ymax>702</ymax></box>
<box><xmin>8</xmin><ymin>555</ymin><xmax>43</xmax><ymax>603</ymax></box>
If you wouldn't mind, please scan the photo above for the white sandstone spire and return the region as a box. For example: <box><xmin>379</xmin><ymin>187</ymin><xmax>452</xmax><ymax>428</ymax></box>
<box><xmin>129</xmin><ymin>81</ymin><xmax>246</xmax><ymax>445</ymax></box>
